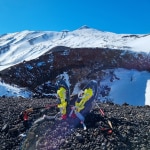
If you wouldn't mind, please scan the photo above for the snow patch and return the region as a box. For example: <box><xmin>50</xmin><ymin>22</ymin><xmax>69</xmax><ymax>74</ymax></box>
<box><xmin>0</xmin><ymin>81</ymin><xmax>32</xmax><ymax>98</ymax></box>
<box><xmin>100</xmin><ymin>69</ymin><xmax>150</xmax><ymax>106</ymax></box>
<box><xmin>145</xmin><ymin>80</ymin><xmax>150</xmax><ymax>106</ymax></box>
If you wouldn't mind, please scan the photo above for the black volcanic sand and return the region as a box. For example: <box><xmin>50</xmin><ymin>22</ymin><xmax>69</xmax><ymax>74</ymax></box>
<box><xmin>0</xmin><ymin>98</ymin><xmax>150</xmax><ymax>150</ymax></box>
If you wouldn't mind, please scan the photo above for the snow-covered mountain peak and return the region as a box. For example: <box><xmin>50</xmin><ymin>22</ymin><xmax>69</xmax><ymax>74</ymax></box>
<box><xmin>0</xmin><ymin>27</ymin><xmax>150</xmax><ymax>106</ymax></box>
<box><xmin>78</xmin><ymin>25</ymin><xmax>91</xmax><ymax>29</ymax></box>
<box><xmin>0</xmin><ymin>27</ymin><xmax>150</xmax><ymax>71</ymax></box>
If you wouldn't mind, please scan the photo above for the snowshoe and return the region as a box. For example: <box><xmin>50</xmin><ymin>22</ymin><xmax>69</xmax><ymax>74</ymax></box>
<box><xmin>75</xmin><ymin>80</ymin><xmax>98</xmax><ymax>115</ymax></box>
<box><xmin>68</xmin><ymin>80</ymin><xmax>98</xmax><ymax>128</ymax></box>
<box><xmin>55</xmin><ymin>79</ymin><xmax>70</xmax><ymax>105</ymax></box>
<box><xmin>55</xmin><ymin>79</ymin><xmax>70</xmax><ymax>118</ymax></box>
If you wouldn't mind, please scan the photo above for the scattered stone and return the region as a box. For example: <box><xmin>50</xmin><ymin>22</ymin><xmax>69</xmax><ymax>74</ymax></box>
<box><xmin>1</xmin><ymin>123</ymin><xmax>9</xmax><ymax>133</ymax></box>
<box><xmin>0</xmin><ymin>97</ymin><xmax>150</xmax><ymax>150</ymax></box>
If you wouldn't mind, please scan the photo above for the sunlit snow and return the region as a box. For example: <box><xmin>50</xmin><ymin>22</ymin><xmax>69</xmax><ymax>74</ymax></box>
<box><xmin>145</xmin><ymin>80</ymin><xmax>150</xmax><ymax>106</ymax></box>
<box><xmin>0</xmin><ymin>27</ymin><xmax>150</xmax><ymax>106</ymax></box>
<box><xmin>0</xmin><ymin>27</ymin><xmax>150</xmax><ymax>71</ymax></box>
<box><xmin>100</xmin><ymin>69</ymin><xmax>150</xmax><ymax>106</ymax></box>
<box><xmin>0</xmin><ymin>81</ymin><xmax>32</xmax><ymax>98</ymax></box>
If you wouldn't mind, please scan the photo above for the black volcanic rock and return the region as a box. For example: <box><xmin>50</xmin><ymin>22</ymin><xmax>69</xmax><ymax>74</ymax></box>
<box><xmin>0</xmin><ymin>97</ymin><xmax>150</xmax><ymax>150</ymax></box>
<box><xmin>0</xmin><ymin>46</ymin><xmax>150</xmax><ymax>97</ymax></box>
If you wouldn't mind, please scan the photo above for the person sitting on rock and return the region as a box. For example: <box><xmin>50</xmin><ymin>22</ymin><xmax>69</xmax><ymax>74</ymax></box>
<box><xmin>57</xmin><ymin>87</ymin><xmax>67</xmax><ymax>119</ymax></box>
<box><xmin>75</xmin><ymin>88</ymin><xmax>93</xmax><ymax>112</ymax></box>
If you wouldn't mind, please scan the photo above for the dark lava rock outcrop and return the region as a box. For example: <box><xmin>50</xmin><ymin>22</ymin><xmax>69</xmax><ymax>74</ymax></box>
<box><xmin>1</xmin><ymin>46</ymin><xmax>150</xmax><ymax>97</ymax></box>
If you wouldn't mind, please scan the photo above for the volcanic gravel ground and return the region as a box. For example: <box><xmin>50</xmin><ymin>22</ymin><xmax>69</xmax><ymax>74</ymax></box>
<box><xmin>0</xmin><ymin>97</ymin><xmax>150</xmax><ymax>150</ymax></box>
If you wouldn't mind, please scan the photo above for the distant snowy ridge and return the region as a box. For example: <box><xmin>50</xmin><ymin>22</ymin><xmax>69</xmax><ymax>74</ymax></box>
<box><xmin>0</xmin><ymin>27</ymin><xmax>150</xmax><ymax>106</ymax></box>
<box><xmin>0</xmin><ymin>26</ymin><xmax>150</xmax><ymax>71</ymax></box>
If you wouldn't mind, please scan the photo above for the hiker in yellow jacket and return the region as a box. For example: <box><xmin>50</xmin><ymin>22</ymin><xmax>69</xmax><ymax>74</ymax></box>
<box><xmin>75</xmin><ymin>88</ymin><xmax>93</xmax><ymax>112</ymax></box>
<box><xmin>57</xmin><ymin>87</ymin><xmax>67</xmax><ymax>119</ymax></box>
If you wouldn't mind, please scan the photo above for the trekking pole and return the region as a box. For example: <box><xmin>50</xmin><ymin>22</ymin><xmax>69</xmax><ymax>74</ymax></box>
<box><xmin>95</xmin><ymin>102</ymin><xmax>113</xmax><ymax>129</ymax></box>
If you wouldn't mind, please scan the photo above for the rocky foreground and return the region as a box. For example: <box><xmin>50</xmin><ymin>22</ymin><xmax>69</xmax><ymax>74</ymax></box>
<box><xmin>0</xmin><ymin>97</ymin><xmax>150</xmax><ymax>150</ymax></box>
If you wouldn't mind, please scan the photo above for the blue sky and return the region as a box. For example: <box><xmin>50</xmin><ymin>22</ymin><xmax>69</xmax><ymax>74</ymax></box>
<box><xmin>0</xmin><ymin>0</ymin><xmax>150</xmax><ymax>34</ymax></box>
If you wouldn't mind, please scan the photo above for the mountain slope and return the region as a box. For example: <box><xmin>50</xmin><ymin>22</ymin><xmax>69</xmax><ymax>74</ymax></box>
<box><xmin>0</xmin><ymin>26</ymin><xmax>150</xmax><ymax>71</ymax></box>
<box><xmin>0</xmin><ymin>46</ymin><xmax>150</xmax><ymax>106</ymax></box>
<box><xmin>0</xmin><ymin>27</ymin><xmax>150</xmax><ymax>106</ymax></box>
